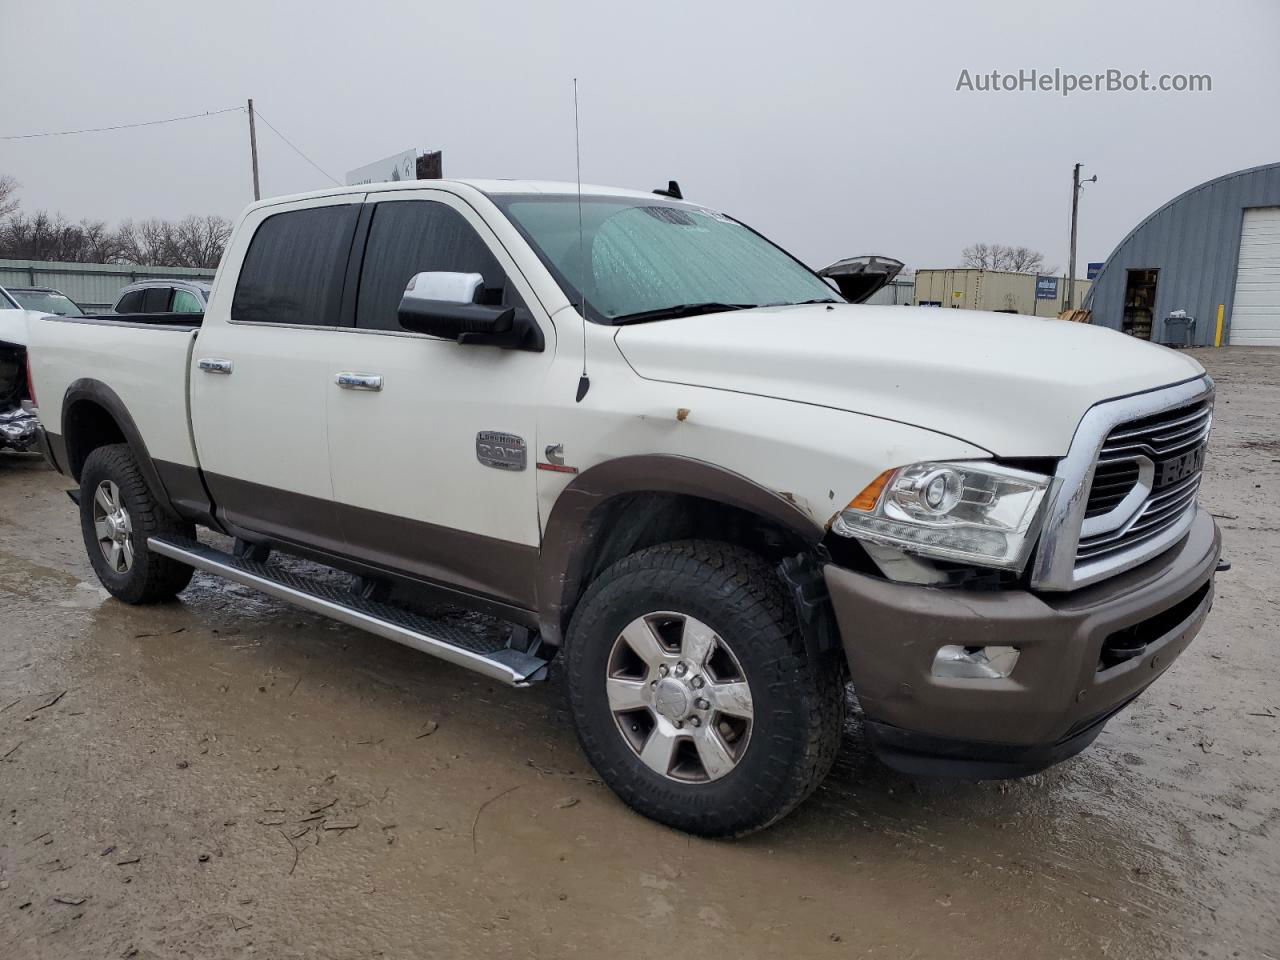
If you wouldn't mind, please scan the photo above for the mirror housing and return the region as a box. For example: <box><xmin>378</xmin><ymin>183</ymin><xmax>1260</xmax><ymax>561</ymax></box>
<box><xmin>397</xmin><ymin>271</ymin><xmax>543</xmax><ymax>350</ymax></box>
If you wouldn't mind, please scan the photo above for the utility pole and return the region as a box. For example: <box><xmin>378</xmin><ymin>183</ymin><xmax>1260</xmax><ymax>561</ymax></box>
<box><xmin>1067</xmin><ymin>162</ymin><xmax>1097</xmax><ymax>311</ymax></box>
<box><xmin>248</xmin><ymin>98</ymin><xmax>261</xmax><ymax>202</ymax></box>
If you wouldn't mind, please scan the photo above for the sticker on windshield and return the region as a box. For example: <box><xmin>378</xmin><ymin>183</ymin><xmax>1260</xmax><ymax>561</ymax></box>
<box><xmin>694</xmin><ymin>208</ymin><xmax>736</xmax><ymax>223</ymax></box>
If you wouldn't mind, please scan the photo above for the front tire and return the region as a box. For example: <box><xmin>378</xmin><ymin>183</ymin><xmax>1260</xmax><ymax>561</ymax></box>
<box><xmin>565</xmin><ymin>541</ymin><xmax>845</xmax><ymax>837</ymax></box>
<box><xmin>79</xmin><ymin>443</ymin><xmax>195</xmax><ymax>604</ymax></box>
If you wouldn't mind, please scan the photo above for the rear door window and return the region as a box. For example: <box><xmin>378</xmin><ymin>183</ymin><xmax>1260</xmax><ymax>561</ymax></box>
<box><xmin>114</xmin><ymin>289</ymin><xmax>144</xmax><ymax>313</ymax></box>
<box><xmin>141</xmin><ymin>287</ymin><xmax>172</xmax><ymax>313</ymax></box>
<box><xmin>172</xmin><ymin>289</ymin><xmax>203</xmax><ymax>313</ymax></box>
<box><xmin>232</xmin><ymin>205</ymin><xmax>359</xmax><ymax>326</ymax></box>
<box><xmin>355</xmin><ymin>200</ymin><xmax>520</xmax><ymax>332</ymax></box>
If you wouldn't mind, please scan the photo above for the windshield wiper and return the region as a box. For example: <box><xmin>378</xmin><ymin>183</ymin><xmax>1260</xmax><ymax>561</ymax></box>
<box><xmin>767</xmin><ymin>298</ymin><xmax>842</xmax><ymax>307</ymax></box>
<box><xmin>610</xmin><ymin>302</ymin><xmax>755</xmax><ymax>325</ymax></box>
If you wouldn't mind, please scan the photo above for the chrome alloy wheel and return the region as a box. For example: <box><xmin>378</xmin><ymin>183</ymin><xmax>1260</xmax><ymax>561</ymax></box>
<box><xmin>606</xmin><ymin>612</ymin><xmax>754</xmax><ymax>782</ymax></box>
<box><xmin>92</xmin><ymin>480</ymin><xmax>134</xmax><ymax>573</ymax></box>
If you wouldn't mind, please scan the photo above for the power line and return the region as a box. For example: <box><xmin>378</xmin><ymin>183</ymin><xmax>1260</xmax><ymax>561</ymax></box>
<box><xmin>0</xmin><ymin>106</ymin><xmax>244</xmax><ymax>141</ymax></box>
<box><xmin>2</xmin><ymin>101</ymin><xmax>342</xmax><ymax>193</ymax></box>
<box><xmin>251</xmin><ymin>109</ymin><xmax>341</xmax><ymax>186</ymax></box>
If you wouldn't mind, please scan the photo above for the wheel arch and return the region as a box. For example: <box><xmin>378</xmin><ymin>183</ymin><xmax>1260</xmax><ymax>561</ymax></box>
<box><xmin>537</xmin><ymin>455</ymin><xmax>826</xmax><ymax>646</ymax></box>
<box><xmin>61</xmin><ymin>379</ymin><xmax>177</xmax><ymax>516</ymax></box>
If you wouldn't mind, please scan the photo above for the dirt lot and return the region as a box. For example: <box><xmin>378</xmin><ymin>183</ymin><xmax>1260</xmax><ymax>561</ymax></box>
<box><xmin>1</xmin><ymin>347</ymin><xmax>1277</xmax><ymax>959</ymax></box>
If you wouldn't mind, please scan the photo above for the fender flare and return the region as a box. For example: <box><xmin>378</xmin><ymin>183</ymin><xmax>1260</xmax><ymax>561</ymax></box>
<box><xmin>61</xmin><ymin>378</ymin><xmax>178</xmax><ymax>516</ymax></box>
<box><xmin>536</xmin><ymin>454</ymin><xmax>825</xmax><ymax>644</ymax></box>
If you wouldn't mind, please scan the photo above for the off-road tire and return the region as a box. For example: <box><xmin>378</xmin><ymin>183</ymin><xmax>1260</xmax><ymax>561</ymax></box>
<box><xmin>79</xmin><ymin>443</ymin><xmax>195</xmax><ymax>604</ymax></box>
<box><xmin>565</xmin><ymin>540</ymin><xmax>845</xmax><ymax>836</ymax></box>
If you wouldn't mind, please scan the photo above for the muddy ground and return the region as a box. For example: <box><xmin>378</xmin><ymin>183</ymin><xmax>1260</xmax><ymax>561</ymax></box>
<box><xmin>1</xmin><ymin>347</ymin><xmax>1277</xmax><ymax>959</ymax></box>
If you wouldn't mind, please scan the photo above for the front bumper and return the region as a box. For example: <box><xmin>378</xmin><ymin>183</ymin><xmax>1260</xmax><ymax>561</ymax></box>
<box><xmin>825</xmin><ymin>506</ymin><xmax>1220</xmax><ymax>778</ymax></box>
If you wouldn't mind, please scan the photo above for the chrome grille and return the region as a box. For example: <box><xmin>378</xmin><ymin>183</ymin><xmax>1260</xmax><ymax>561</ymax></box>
<box><xmin>1031</xmin><ymin>376</ymin><xmax>1214</xmax><ymax>592</ymax></box>
<box><xmin>1075</xmin><ymin>397</ymin><xmax>1211</xmax><ymax>567</ymax></box>
<box><xmin>1083</xmin><ymin>460</ymin><xmax>1141</xmax><ymax>518</ymax></box>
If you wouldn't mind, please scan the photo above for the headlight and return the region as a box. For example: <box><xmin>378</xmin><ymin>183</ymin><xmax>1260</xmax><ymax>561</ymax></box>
<box><xmin>832</xmin><ymin>461</ymin><xmax>1054</xmax><ymax>571</ymax></box>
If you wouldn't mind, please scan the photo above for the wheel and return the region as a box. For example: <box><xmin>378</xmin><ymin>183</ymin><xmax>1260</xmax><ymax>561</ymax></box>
<box><xmin>79</xmin><ymin>443</ymin><xmax>195</xmax><ymax>604</ymax></box>
<box><xmin>565</xmin><ymin>540</ymin><xmax>845</xmax><ymax>837</ymax></box>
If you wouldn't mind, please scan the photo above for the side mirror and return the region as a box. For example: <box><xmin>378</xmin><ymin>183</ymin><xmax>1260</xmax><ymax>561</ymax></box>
<box><xmin>397</xmin><ymin>272</ymin><xmax>543</xmax><ymax>351</ymax></box>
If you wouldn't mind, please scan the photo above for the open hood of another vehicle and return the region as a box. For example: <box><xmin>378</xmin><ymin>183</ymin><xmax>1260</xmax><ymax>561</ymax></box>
<box><xmin>818</xmin><ymin>255</ymin><xmax>904</xmax><ymax>303</ymax></box>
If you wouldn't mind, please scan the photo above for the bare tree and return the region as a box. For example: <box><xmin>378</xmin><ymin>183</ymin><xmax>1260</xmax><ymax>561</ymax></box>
<box><xmin>172</xmin><ymin>214</ymin><xmax>232</xmax><ymax>268</ymax></box>
<box><xmin>0</xmin><ymin>211</ymin><xmax>90</xmax><ymax>262</ymax></box>
<box><xmin>1003</xmin><ymin>245</ymin><xmax>1055</xmax><ymax>273</ymax></box>
<box><xmin>0</xmin><ymin>183</ymin><xmax>231</xmax><ymax>267</ymax></box>
<box><xmin>961</xmin><ymin>242</ymin><xmax>1057</xmax><ymax>274</ymax></box>
<box><xmin>116</xmin><ymin>218</ymin><xmax>178</xmax><ymax>266</ymax></box>
<box><xmin>961</xmin><ymin>242</ymin><xmax>1000</xmax><ymax>270</ymax></box>
<box><xmin>78</xmin><ymin>218</ymin><xmax>125</xmax><ymax>264</ymax></box>
<box><xmin>0</xmin><ymin>175</ymin><xmax>18</xmax><ymax>221</ymax></box>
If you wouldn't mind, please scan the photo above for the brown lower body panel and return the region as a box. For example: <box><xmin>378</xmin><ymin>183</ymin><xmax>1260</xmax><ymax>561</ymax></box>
<box><xmin>826</xmin><ymin>507</ymin><xmax>1220</xmax><ymax>776</ymax></box>
<box><xmin>37</xmin><ymin>427</ymin><xmax>67</xmax><ymax>474</ymax></box>
<box><xmin>202</xmin><ymin>471</ymin><xmax>539</xmax><ymax>613</ymax></box>
<box><xmin>154</xmin><ymin>459</ymin><xmax>218</xmax><ymax>527</ymax></box>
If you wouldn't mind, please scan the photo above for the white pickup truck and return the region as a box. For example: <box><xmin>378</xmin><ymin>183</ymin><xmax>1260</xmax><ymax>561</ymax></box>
<box><xmin>25</xmin><ymin>180</ymin><xmax>1221</xmax><ymax>835</ymax></box>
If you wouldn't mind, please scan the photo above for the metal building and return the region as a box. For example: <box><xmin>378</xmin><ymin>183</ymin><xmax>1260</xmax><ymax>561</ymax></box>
<box><xmin>1085</xmin><ymin>162</ymin><xmax>1280</xmax><ymax>346</ymax></box>
<box><xmin>0</xmin><ymin>259</ymin><xmax>216</xmax><ymax>311</ymax></box>
<box><xmin>862</xmin><ymin>276</ymin><xmax>915</xmax><ymax>306</ymax></box>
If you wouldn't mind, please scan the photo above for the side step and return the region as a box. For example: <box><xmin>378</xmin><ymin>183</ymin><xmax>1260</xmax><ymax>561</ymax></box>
<box><xmin>148</xmin><ymin>536</ymin><xmax>549</xmax><ymax>686</ymax></box>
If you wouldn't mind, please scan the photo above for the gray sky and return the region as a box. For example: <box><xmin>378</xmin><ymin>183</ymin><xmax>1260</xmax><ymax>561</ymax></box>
<box><xmin>3</xmin><ymin>0</ymin><xmax>1279</xmax><ymax>274</ymax></box>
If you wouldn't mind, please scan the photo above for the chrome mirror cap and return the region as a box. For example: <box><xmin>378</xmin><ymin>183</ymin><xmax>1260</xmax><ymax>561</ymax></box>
<box><xmin>403</xmin><ymin>271</ymin><xmax>483</xmax><ymax>305</ymax></box>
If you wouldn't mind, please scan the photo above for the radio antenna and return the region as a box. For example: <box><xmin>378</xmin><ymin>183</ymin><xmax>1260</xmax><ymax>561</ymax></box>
<box><xmin>573</xmin><ymin>78</ymin><xmax>590</xmax><ymax>403</ymax></box>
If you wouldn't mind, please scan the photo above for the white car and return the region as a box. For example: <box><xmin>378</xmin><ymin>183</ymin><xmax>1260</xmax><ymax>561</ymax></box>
<box><xmin>0</xmin><ymin>285</ymin><xmax>40</xmax><ymax>452</ymax></box>
<box><xmin>23</xmin><ymin>180</ymin><xmax>1220</xmax><ymax>835</ymax></box>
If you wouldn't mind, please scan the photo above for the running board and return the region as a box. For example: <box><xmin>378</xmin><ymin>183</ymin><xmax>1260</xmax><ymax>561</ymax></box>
<box><xmin>147</xmin><ymin>536</ymin><xmax>549</xmax><ymax>686</ymax></box>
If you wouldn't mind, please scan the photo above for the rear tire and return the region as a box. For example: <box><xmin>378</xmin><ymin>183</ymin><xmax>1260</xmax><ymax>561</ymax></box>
<box><xmin>79</xmin><ymin>443</ymin><xmax>195</xmax><ymax>604</ymax></box>
<box><xmin>565</xmin><ymin>540</ymin><xmax>845</xmax><ymax>837</ymax></box>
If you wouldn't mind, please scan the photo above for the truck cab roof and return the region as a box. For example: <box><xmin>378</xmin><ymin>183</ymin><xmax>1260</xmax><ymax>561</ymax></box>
<box><xmin>241</xmin><ymin>179</ymin><xmax>691</xmax><ymax>213</ymax></box>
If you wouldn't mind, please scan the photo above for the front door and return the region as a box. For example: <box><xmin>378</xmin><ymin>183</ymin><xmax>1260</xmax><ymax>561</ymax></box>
<box><xmin>324</xmin><ymin>191</ymin><xmax>554</xmax><ymax>608</ymax></box>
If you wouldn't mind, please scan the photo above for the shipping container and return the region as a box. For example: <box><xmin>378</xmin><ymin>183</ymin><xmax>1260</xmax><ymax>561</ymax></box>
<box><xmin>912</xmin><ymin>269</ymin><xmax>1090</xmax><ymax>315</ymax></box>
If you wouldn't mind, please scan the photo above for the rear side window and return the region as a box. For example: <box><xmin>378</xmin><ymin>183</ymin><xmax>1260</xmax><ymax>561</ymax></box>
<box><xmin>141</xmin><ymin>287</ymin><xmax>172</xmax><ymax>313</ymax></box>
<box><xmin>355</xmin><ymin>201</ymin><xmax>519</xmax><ymax>332</ymax></box>
<box><xmin>232</xmin><ymin>205</ymin><xmax>359</xmax><ymax>326</ymax></box>
<box><xmin>115</xmin><ymin>289</ymin><xmax>144</xmax><ymax>313</ymax></box>
<box><xmin>172</xmin><ymin>289</ymin><xmax>203</xmax><ymax>313</ymax></box>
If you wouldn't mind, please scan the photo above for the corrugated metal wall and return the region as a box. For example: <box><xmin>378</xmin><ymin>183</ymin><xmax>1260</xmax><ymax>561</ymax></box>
<box><xmin>863</xmin><ymin>278</ymin><xmax>916</xmax><ymax>306</ymax></box>
<box><xmin>1084</xmin><ymin>162</ymin><xmax>1280</xmax><ymax>345</ymax></box>
<box><xmin>0</xmin><ymin>259</ymin><xmax>216</xmax><ymax>311</ymax></box>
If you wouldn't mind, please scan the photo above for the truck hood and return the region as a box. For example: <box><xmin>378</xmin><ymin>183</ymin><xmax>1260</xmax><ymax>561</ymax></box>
<box><xmin>613</xmin><ymin>303</ymin><xmax>1205</xmax><ymax>457</ymax></box>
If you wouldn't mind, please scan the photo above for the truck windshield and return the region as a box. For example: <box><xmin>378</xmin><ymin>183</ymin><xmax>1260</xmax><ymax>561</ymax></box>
<box><xmin>492</xmin><ymin>194</ymin><xmax>840</xmax><ymax>324</ymax></box>
<box><xmin>10</xmin><ymin>290</ymin><xmax>85</xmax><ymax>317</ymax></box>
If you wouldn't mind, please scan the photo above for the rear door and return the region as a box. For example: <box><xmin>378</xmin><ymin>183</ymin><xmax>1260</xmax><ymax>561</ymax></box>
<box><xmin>189</xmin><ymin>194</ymin><xmax>362</xmax><ymax>552</ymax></box>
<box><xmin>323</xmin><ymin>190</ymin><xmax>552</xmax><ymax>607</ymax></box>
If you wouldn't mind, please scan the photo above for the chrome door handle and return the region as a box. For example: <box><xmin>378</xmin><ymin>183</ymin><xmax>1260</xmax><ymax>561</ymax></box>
<box><xmin>198</xmin><ymin>358</ymin><xmax>233</xmax><ymax>374</ymax></box>
<box><xmin>335</xmin><ymin>372</ymin><xmax>383</xmax><ymax>391</ymax></box>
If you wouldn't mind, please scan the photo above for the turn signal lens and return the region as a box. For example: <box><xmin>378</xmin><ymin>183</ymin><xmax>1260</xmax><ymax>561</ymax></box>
<box><xmin>847</xmin><ymin>469</ymin><xmax>895</xmax><ymax>511</ymax></box>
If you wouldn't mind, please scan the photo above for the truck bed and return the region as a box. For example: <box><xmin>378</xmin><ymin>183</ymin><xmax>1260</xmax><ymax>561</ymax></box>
<box><xmin>76</xmin><ymin>312</ymin><xmax>203</xmax><ymax>328</ymax></box>
<box><xmin>26</xmin><ymin>312</ymin><xmax>202</xmax><ymax>472</ymax></box>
